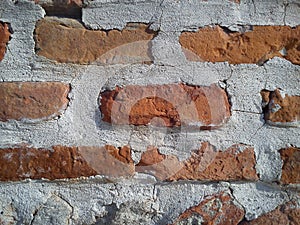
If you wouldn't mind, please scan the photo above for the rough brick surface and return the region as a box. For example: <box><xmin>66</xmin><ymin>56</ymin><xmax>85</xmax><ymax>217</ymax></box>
<box><xmin>0</xmin><ymin>82</ymin><xmax>69</xmax><ymax>122</ymax></box>
<box><xmin>240</xmin><ymin>201</ymin><xmax>300</xmax><ymax>225</ymax></box>
<box><xmin>100</xmin><ymin>83</ymin><xmax>231</xmax><ymax>129</ymax></box>
<box><xmin>0</xmin><ymin>22</ymin><xmax>10</xmax><ymax>61</ymax></box>
<box><xmin>0</xmin><ymin>145</ymin><xmax>134</xmax><ymax>181</ymax></box>
<box><xmin>280</xmin><ymin>147</ymin><xmax>300</xmax><ymax>184</ymax></box>
<box><xmin>172</xmin><ymin>192</ymin><xmax>245</xmax><ymax>225</ymax></box>
<box><xmin>180</xmin><ymin>26</ymin><xmax>300</xmax><ymax>65</ymax></box>
<box><xmin>136</xmin><ymin>142</ymin><xmax>258</xmax><ymax>181</ymax></box>
<box><xmin>261</xmin><ymin>89</ymin><xmax>300</xmax><ymax>126</ymax></box>
<box><xmin>35</xmin><ymin>17</ymin><xmax>156</xmax><ymax>64</ymax></box>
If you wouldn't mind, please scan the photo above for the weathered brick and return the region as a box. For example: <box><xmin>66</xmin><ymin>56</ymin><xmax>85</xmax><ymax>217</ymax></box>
<box><xmin>180</xmin><ymin>25</ymin><xmax>300</xmax><ymax>65</ymax></box>
<box><xmin>0</xmin><ymin>22</ymin><xmax>10</xmax><ymax>61</ymax></box>
<box><xmin>280</xmin><ymin>147</ymin><xmax>300</xmax><ymax>184</ymax></box>
<box><xmin>240</xmin><ymin>201</ymin><xmax>300</xmax><ymax>225</ymax></box>
<box><xmin>172</xmin><ymin>192</ymin><xmax>245</xmax><ymax>225</ymax></box>
<box><xmin>100</xmin><ymin>83</ymin><xmax>231</xmax><ymax>129</ymax></box>
<box><xmin>261</xmin><ymin>89</ymin><xmax>300</xmax><ymax>126</ymax></box>
<box><xmin>136</xmin><ymin>142</ymin><xmax>258</xmax><ymax>181</ymax></box>
<box><xmin>0</xmin><ymin>145</ymin><xmax>134</xmax><ymax>181</ymax></box>
<box><xmin>0</xmin><ymin>82</ymin><xmax>69</xmax><ymax>122</ymax></box>
<box><xmin>35</xmin><ymin>17</ymin><xmax>156</xmax><ymax>64</ymax></box>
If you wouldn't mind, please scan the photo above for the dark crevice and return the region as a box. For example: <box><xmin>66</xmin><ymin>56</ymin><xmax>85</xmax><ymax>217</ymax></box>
<box><xmin>42</xmin><ymin>6</ymin><xmax>82</xmax><ymax>19</ymax></box>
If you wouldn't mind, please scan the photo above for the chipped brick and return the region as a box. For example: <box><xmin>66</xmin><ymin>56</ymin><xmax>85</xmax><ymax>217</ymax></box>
<box><xmin>35</xmin><ymin>17</ymin><xmax>156</xmax><ymax>64</ymax></box>
<box><xmin>180</xmin><ymin>25</ymin><xmax>300</xmax><ymax>65</ymax></box>
<box><xmin>100</xmin><ymin>83</ymin><xmax>231</xmax><ymax>129</ymax></box>
<box><xmin>0</xmin><ymin>82</ymin><xmax>69</xmax><ymax>122</ymax></box>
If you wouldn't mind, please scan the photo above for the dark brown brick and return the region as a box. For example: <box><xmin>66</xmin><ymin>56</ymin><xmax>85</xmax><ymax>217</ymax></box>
<box><xmin>0</xmin><ymin>82</ymin><xmax>69</xmax><ymax>122</ymax></box>
<box><xmin>100</xmin><ymin>83</ymin><xmax>231</xmax><ymax>129</ymax></box>
<box><xmin>35</xmin><ymin>17</ymin><xmax>156</xmax><ymax>64</ymax></box>
<box><xmin>0</xmin><ymin>22</ymin><xmax>10</xmax><ymax>61</ymax></box>
<box><xmin>180</xmin><ymin>25</ymin><xmax>300</xmax><ymax>65</ymax></box>
<box><xmin>0</xmin><ymin>145</ymin><xmax>134</xmax><ymax>181</ymax></box>
<box><xmin>280</xmin><ymin>147</ymin><xmax>300</xmax><ymax>184</ymax></box>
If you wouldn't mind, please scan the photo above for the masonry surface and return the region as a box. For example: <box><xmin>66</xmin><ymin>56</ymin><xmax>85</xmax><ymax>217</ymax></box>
<box><xmin>0</xmin><ymin>0</ymin><xmax>299</xmax><ymax>224</ymax></box>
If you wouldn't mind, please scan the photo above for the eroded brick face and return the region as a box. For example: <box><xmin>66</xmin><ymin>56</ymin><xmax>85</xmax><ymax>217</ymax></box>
<box><xmin>280</xmin><ymin>147</ymin><xmax>300</xmax><ymax>184</ymax></box>
<box><xmin>240</xmin><ymin>201</ymin><xmax>300</xmax><ymax>225</ymax></box>
<box><xmin>35</xmin><ymin>17</ymin><xmax>156</xmax><ymax>64</ymax></box>
<box><xmin>261</xmin><ymin>89</ymin><xmax>300</xmax><ymax>126</ymax></box>
<box><xmin>172</xmin><ymin>192</ymin><xmax>245</xmax><ymax>225</ymax></box>
<box><xmin>100</xmin><ymin>83</ymin><xmax>231</xmax><ymax>129</ymax></box>
<box><xmin>0</xmin><ymin>145</ymin><xmax>134</xmax><ymax>181</ymax></box>
<box><xmin>180</xmin><ymin>25</ymin><xmax>300</xmax><ymax>65</ymax></box>
<box><xmin>0</xmin><ymin>82</ymin><xmax>69</xmax><ymax>122</ymax></box>
<box><xmin>0</xmin><ymin>22</ymin><xmax>11</xmax><ymax>61</ymax></box>
<box><xmin>136</xmin><ymin>142</ymin><xmax>258</xmax><ymax>181</ymax></box>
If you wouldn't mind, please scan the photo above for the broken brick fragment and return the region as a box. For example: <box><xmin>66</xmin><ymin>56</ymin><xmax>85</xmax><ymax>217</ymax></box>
<box><xmin>261</xmin><ymin>89</ymin><xmax>300</xmax><ymax>127</ymax></box>
<box><xmin>136</xmin><ymin>142</ymin><xmax>258</xmax><ymax>181</ymax></box>
<box><xmin>172</xmin><ymin>192</ymin><xmax>245</xmax><ymax>225</ymax></box>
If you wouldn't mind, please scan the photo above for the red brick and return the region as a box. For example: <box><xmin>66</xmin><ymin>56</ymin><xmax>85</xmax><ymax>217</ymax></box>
<box><xmin>0</xmin><ymin>82</ymin><xmax>69</xmax><ymax>122</ymax></box>
<box><xmin>136</xmin><ymin>142</ymin><xmax>258</xmax><ymax>181</ymax></box>
<box><xmin>0</xmin><ymin>145</ymin><xmax>134</xmax><ymax>181</ymax></box>
<box><xmin>180</xmin><ymin>25</ymin><xmax>300</xmax><ymax>65</ymax></box>
<box><xmin>261</xmin><ymin>89</ymin><xmax>300</xmax><ymax>126</ymax></box>
<box><xmin>0</xmin><ymin>22</ymin><xmax>10</xmax><ymax>61</ymax></box>
<box><xmin>172</xmin><ymin>192</ymin><xmax>245</xmax><ymax>225</ymax></box>
<box><xmin>100</xmin><ymin>83</ymin><xmax>231</xmax><ymax>129</ymax></box>
<box><xmin>280</xmin><ymin>147</ymin><xmax>300</xmax><ymax>184</ymax></box>
<box><xmin>240</xmin><ymin>201</ymin><xmax>300</xmax><ymax>225</ymax></box>
<box><xmin>35</xmin><ymin>17</ymin><xmax>156</xmax><ymax>64</ymax></box>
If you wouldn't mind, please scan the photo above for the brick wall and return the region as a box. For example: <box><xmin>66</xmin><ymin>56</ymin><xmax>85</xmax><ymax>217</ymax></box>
<box><xmin>0</xmin><ymin>0</ymin><xmax>299</xmax><ymax>224</ymax></box>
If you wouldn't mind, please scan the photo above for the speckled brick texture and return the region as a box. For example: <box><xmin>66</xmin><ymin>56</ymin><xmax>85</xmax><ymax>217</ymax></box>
<box><xmin>0</xmin><ymin>0</ymin><xmax>299</xmax><ymax>224</ymax></box>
